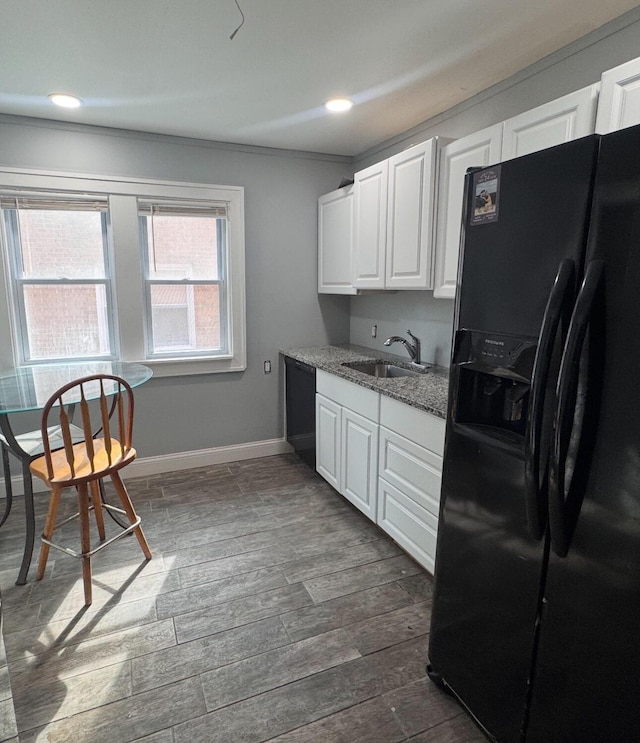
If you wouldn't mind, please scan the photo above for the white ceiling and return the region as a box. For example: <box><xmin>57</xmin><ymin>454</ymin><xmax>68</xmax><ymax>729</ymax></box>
<box><xmin>1</xmin><ymin>1</ymin><xmax>638</xmax><ymax>157</ymax></box>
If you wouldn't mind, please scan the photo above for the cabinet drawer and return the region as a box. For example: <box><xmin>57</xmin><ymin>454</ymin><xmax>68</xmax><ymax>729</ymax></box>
<box><xmin>379</xmin><ymin>426</ymin><xmax>441</xmax><ymax>518</ymax></box>
<box><xmin>317</xmin><ymin>370</ymin><xmax>379</xmax><ymax>421</ymax></box>
<box><xmin>380</xmin><ymin>395</ymin><xmax>445</xmax><ymax>454</ymax></box>
<box><xmin>377</xmin><ymin>478</ymin><xmax>437</xmax><ymax>574</ymax></box>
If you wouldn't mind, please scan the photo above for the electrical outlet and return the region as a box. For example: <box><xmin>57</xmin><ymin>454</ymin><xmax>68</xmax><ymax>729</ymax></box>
<box><xmin>371</xmin><ymin>324</ymin><xmax>377</xmax><ymax>338</ymax></box>
<box><xmin>264</xmin><ymin>360</ymin><xmax>271</xmax><ymax>374</ymax></box>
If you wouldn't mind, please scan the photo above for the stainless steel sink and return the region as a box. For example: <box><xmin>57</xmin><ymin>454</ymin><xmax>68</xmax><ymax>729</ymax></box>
<box><xmin>343</xmin><ymin>362</ymin><xmax>423</xmax><ymax>378</ymax></box>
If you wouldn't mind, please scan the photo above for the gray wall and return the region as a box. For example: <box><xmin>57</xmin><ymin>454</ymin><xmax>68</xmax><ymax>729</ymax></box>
<box><xmin>356</xmin><ymin>6</ymin><xmax>640</xmax><ymax>167</ymax></box>
<box><xmin>348</xmin><ymin>6</ymin><xmax>640</xmax><ymax>365</ymax></box>
<box><xmin>4</xmin><ymin>6</ymin><xmax>640</xmax><ymax>454</ymax></box>
<box><xmin>0</xmin><ymin>116</ymin><xmax>352</xmax><ymax>456</ymax></box>
<box><xmin>350</xmin><ymin>292</ymin><xmax>453</xmax><ymax>368</ymax></box>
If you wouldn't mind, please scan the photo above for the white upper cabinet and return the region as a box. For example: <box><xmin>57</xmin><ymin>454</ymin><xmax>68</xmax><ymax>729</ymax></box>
<box><xmin>502</xmin><ymin>84</ymin><xmax>599</xmax><ymax>160</ymax></box>
<box><xmin>318</xmin><ymin>186</ymin><xmax>356</xmax><ymax>295</ymax></box>
<box><xmin>321</xmin><ymin>70</ymin><xmax>614</xmax><ymax>299</ymax></box>
<box><xmin>434</xmin><ymin>86</ymin><xmax>600</xmax><ymax>299</ymax></box>
<box><xmin>353</xmin><ymin>160</ymin><xmax>389</xmax><ymax>289</ymax></box>
<box><xmin>385</xmin><ymin>139</ymin><xmax>438</xmax><ymax>289</ymax></box>
<box><xmin>351</xmin><ymin>138</ymin><xmax>441</xmax><ymax>291</ymax></box>
<box><xmin>596</xmin><ymin>57</ymin><xmax>640</xmax><ymax>134</ymax></box>
<box><xmin>433</xmin><ymin>123</ymin><xmax>503</xmax><ymax>299</ymax></box>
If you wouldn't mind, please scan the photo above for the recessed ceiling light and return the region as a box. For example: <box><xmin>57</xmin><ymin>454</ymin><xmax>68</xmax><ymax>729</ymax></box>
<box><xmin>325</xmin><ymin>98</ymin><xmax>353</xmax><ymax>113</ymax></box>
<box><xmin>48</xmin><ymin>93</ymin><xmax>83</xmax><ymax>109</ymax></box>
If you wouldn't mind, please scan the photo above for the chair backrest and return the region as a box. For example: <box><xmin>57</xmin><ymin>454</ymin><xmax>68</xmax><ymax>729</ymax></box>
<box><xmin>40</xmin><ymin>374</ymin><xmax>135</xmax><ymax>483</ymax></box>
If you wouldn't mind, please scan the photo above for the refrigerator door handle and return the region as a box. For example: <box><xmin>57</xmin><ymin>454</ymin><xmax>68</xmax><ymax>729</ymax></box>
<box><xmin>525</xmin><ymin>258</ymin><xmax>575</xmax><ymax>540</ymax></box>
<box><xmin>549</xmin><ymin>260</ymin><xmax>605</xmax><ymax>557</ymax></box>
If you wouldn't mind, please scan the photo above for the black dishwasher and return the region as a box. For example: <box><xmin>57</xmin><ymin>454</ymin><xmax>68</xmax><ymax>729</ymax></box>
<box><xmin>284</xmin><ymin>356</ymin><xmax>316</xmax><ymax>468</ymax></box>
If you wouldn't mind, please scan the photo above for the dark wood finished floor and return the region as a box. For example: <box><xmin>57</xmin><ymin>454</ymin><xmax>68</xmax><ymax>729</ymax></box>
<box><xmin>0</xmin><ymin>454</ymin><xmax>486</xmax><ymax>743</ymax></box>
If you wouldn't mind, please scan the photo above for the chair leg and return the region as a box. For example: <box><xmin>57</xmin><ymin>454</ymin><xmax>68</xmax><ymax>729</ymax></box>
<box><xmin>111</xmin><ymin>472</ymin><xmax>152</xmax><ymax>560</ymax></box>
<box><xmin>18</xmin><ymin>461</ymin><xmax>37</xmax><ymax>586</ymax></box>
<box><xmin>90</xmin><ymin>480</ymin><xmax>106</xmax><ymax>541</ymax></box>
<box><xmin>37</xmin><ymin>487</ymin><xmax>62</xmax><ymax>581</ymax></box>
<box><xmin>77</xmin><ymin>483</ymin><xmax>93</xmax><ymax>606</ymax></box>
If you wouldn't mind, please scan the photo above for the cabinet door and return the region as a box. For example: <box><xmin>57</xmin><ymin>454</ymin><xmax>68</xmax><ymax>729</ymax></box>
<box><xmin>315</xmin><ymin>394</ymin><xmax>341</xmax><ymax>490</ymax></box>
<box><xmin>341</xmin><ymin>407</ymin><xmax>378</xmax><ymax>519</ymax></box>
<box><xmin>318</xmin><ymin>186</ymin><xmax>357</xmax><ymax>295</ymax></box>
<box><xmin>353</xmin><ymin>160</ymin><xmax>388</xmax><ymax>289</ymax></box>
<box><xmin>433</xmin><ymin>123</ymin><xmax>503</xmax><ymax>299</ymax></box>
<box><xmin>596</xmin><ymin>57</ymin><xmax>640</xmax><ymax>134</ymax></box>
<box><xmin>502</xmin><ymin>85</ymin><xmax>598</xmax><ymax>160</ymax></box>
<box><xmin>385</xmin><ymin>140</ymin><xmax>437</xmax><ymax>289</ymax></box>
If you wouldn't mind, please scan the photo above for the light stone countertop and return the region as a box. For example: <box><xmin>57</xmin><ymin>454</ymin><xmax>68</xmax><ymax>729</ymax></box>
<box><xmin>280</xmin><ymin>344</ymin><xmax>449</xmax><ymax>419</ymax></box>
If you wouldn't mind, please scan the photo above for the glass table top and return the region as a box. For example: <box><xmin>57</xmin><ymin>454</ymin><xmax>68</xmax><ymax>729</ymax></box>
<box><xmin>0</xmin><ymin>362</ymin><xmax>153</xmax><ymax>414</ymax></box>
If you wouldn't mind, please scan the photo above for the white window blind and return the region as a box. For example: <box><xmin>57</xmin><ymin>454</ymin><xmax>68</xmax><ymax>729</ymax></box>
<box><xmin>0</xmin><ymin>193</ymin><xmax>108</xmax><ymax>211</ymax></box>
<box><xmin>137</xmin><ymin>201</ymin><xmax>227</xmax><ymax>218</ymax></box>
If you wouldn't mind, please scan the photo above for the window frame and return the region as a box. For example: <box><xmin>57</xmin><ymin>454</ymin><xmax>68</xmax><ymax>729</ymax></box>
<box><xmin>2</xmin><ymin>205</ymin><xmax>118</xmax><ymax>364</ymax></box>
<box><xmin>138</xmin><ymin>206</ymin><xmax>229</xmax><ymax>360</ymax></box>
<box><xmin>0</xmin><ymin>167</ymin><xmax>246</xmax><ymax>377</ymax></box>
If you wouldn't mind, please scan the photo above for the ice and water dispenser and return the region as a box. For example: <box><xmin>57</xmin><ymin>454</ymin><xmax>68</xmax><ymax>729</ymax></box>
<box><xmin>452</xmin><ymin>330</ymin><xmax>537</xmax><ymax>437</ymax></box>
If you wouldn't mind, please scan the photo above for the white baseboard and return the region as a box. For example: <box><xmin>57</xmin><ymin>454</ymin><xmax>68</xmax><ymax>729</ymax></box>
<box><xmin>126</xmin><ymin>438</ymin><xmax>293</xmax><ymax>478</ymax></box>
<box><xmin>0</xmin><ymin>438</ymin><xmax>294</xmax><ymax>498</ymax></box>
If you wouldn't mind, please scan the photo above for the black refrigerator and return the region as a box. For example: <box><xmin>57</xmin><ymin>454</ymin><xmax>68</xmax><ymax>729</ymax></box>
<box><xmin>427</xmin><ymin>125</ymin><xmax>640</xmax><ymax>742</ymax></box>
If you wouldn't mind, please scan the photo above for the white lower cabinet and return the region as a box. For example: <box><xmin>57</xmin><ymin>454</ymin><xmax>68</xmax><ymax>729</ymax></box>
<box><xmin>316</xmin><ymin>370</ymin><xmax>379</xmax><ymax>519</ymax></box>
<box><xmin>377</xmin><ymin>396</ymin><xmax>445</xmax><ymax>573</ymax></box>
<box><xmin>315</xmin><ymin>370</ymin><xmax>446</xmax><ymax>573</ymax></box>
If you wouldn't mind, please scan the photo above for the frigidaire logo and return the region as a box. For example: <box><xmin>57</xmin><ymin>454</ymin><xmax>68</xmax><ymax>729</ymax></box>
<box><xmin>485</xmin><ymin>339</ymin><xmax>505</xmax><ymax>346</ymax></box>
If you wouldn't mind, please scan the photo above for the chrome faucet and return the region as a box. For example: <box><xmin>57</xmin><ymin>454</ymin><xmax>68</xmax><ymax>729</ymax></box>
<box><xmin>384</xmin><ymin>330</ymin><xmax>421</xmax><ymax>364</ymax></box>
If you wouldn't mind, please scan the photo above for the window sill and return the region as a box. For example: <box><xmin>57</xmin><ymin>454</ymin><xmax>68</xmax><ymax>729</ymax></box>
<box><xmin>140</xmin><ymin>355</ymin><xmax>246</xmax><ymax>378</ymax></box>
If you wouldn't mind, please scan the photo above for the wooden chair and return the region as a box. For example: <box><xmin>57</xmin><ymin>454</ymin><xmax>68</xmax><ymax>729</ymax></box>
<box><xmin>29</xmin><ymin>374</ymin><xmax>151</xmax><ymax>606</ymax></box>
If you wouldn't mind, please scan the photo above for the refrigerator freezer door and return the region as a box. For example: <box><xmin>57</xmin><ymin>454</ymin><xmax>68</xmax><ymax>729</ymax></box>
<box><xmin>457</xmin><ymin>137</ymin><xmax>599</xmax><ymax>338</ymax></box>
<box><xmin>526</xmin><ymin>123</ymin><xmax>640</xmax><ymax>743</ymax></box>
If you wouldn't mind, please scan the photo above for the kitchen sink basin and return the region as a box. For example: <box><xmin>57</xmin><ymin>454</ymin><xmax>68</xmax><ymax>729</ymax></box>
<box><xmin>343</xmin><ymin>361</ymin><xmax>423</xmax><ymax>378</ymax></box>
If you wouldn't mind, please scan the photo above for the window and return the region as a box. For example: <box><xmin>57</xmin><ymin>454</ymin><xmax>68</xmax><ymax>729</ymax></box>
<box><xmin>139</xmin><ymin>202</ymin><xmax>228</xmax><ymax>358</ymax></box>
<box><xmin>0</xmin><ymin>169</ymin><xmax>245</xmax><ymax>376</ymax></box>
<box><xmin>1</xmin><ymin>196</ymin><xmax>116</xmax><ymax>363</ymax></box>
